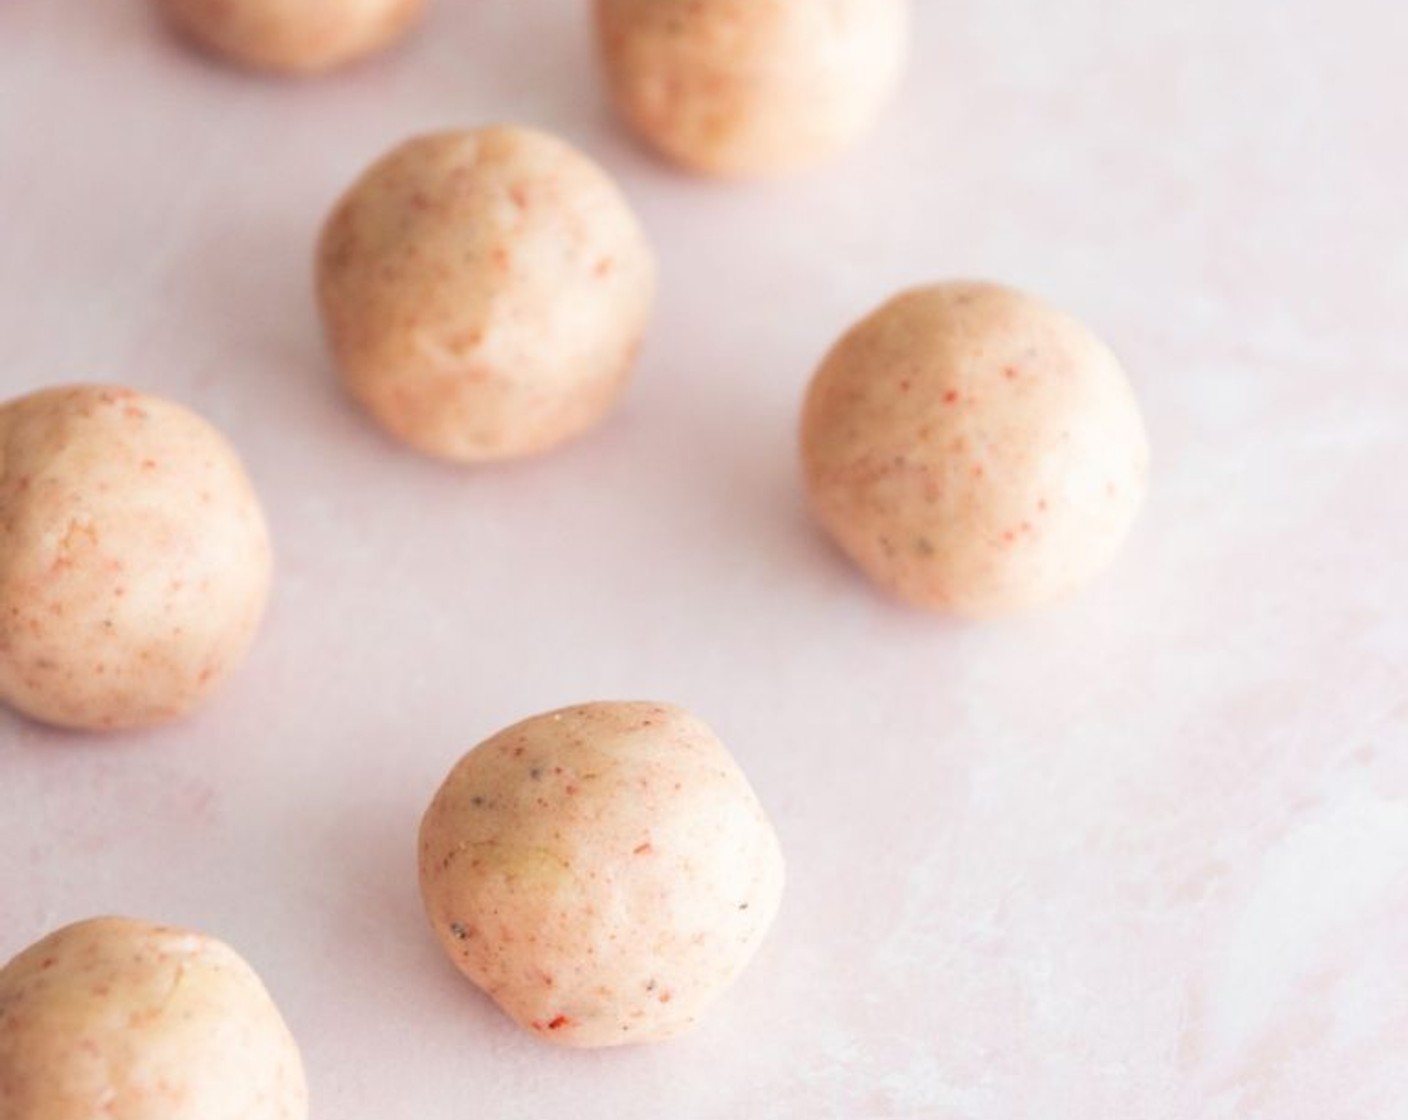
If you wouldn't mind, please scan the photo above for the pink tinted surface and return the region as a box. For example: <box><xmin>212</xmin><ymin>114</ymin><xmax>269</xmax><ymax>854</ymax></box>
<box><xmin>1</xmin><ymin>1</ymin><xmax>1405</xmax><ymax>1116</ymax></box>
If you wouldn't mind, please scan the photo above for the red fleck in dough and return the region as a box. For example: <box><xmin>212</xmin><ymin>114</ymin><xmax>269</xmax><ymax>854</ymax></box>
<box><xmin>316</xmin><ymin>127</ymin><xmax>657</xmax><ymax>463</ymax></box>
<box><xmin>0</xmin><ymin>917</ymin><xmax>307</xmax><ymax>1120</ymax></box>
<box><xmin>155</xmin><ymin>0</ymin><xmax>423</xmax><ymax>75</ymax></box>
<box><xmin>0</xmin><ymin>385</ymin><xmax>272</xmax><ymax>730</ymax></box>
<box><xmin>418</xmin><ymin>702</ymin><xmax>786</xmax><ymax>1048</ymax></box>
<box><xmin>800</xmin><ymin>282</ymin><xmax>1150</xmax><ymax>615</ymax></box>
<box><xmin>596</xmin><ymin>0</ymin><xmax>909</xmax><ymax>177</ymax></box>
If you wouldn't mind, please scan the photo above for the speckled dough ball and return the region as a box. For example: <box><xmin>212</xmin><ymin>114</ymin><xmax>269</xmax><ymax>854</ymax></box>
<box><xmin>595</xmin><ymin>0</ymin><xmax>909</xmax><ymax>176</ymax></box>
<box><xmin>0</xmin><ymin>917</ymin><xmax>307</xmax><ymax>1119</ymax></box>
<box><xmin>801</xmin><ymin>282</ymin><xmax>1150</xmax><ymax>615</ymax></box>
<box><xmin>317</xmin><ymin>127</ymin><xmax>656</xmax><ymax>462</ymax></box>
<box><xmin>419</xmin><ymin>702</ymin><xmax>785</xmax><ymax>1047</ymax></box>
<box><xmin>0</xmin><ymin>385</ymin><xmax>272</xmax><ymax>730</ymax></box>
<box><xmin>156</xmin><ymin>0</ymin><xmax>423</xmax><ymax>74</ymax></box>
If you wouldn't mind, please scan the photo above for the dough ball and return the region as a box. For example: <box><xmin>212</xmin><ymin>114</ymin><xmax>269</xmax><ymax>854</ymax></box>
<box><xmin>595</xmin><ymin>0</ymin><xmax>909</xmax><ymax>176</ymax></box>
<box><xmin>418</xmin><ymin>701</ymin><xmax>785</xmax><ymax>1047</ymax></box>
<box><xmin>156</xmin><ymin>0</ymin><xmax>423</xmax><ymax>74</ymax></box>
<box><xmin>0</xmin><ymin>917</ymin><xmax>307</xmax><ymax>1120</ymax></box>
<box><xmin>801</xmin><ymin>282</ymin><xmax>1150</xmax><ymax>615</ymax></box>
<box><xmin>0</xmin><ymin>385</ymin><xmax>273</xmax><ymax>730</ymax></box>
<box><xmin>316</xmin><ymin>126</ymin><xmax>656</xmax><ymax>463</ymax></box>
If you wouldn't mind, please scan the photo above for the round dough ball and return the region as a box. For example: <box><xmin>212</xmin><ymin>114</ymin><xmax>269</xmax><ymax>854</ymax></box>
<box><xmin>316</xmin><ymin>127</ymin><xmax>657</xmax><ymax>463</ymax></box>
<box><xmin>595</xmin><ymin>0</ymin><xmax>909</xmax><ymax>177</ymax></box>
<box><xmin>0</xmin><ymin>385</ymin><xmax>273</xmax><ymax>730</ymax></box>
<box><xmin>0</xmin><ymin>917</ymin><xmax>307</xmax><ymax>1120</ymax></box>
<box><xmin>418</xmin><ymin>701</ymin><xmax>785</xmax><ymax>1047</ymax></box>
<box><xmin>801</xmin><ymin>282</ymin><xmax>1150</xmax><ymax>615</ymax></box>
<box><xmin>156</xmin><ymin>0</ymin><xmax>423</xmax><ymax>75</ymax></box>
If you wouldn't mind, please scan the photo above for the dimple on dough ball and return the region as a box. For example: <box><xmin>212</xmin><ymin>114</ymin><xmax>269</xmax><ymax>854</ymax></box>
<box><xmin>418</xmin><ymin>701</ymin><xmax>785</xmax><ymax>1048</ymax></box>
<box><xmin>0</xmin><ymin>917</ymin><xmax>307</xmax><ymax>1120</ymax></box>
<box><xmin>801</xmin><ymin>282</ymin><xmax>1150</xmax><ymax>615</ymax></box>
<box><xmin>156</xmin><ymin>0</ymin><xmax>423</xmax><ymax>74</ymax></box>
<box><xmin>595</xmin><ymin>0</ymin><xmax>909</xmax><ymax>177</ymax></box>
<box><xmin>0</xmin><ymin>385</ymin><xmax>272</xmax><ymax>730</ymax></box>
<box><xmin>317</xmin><ymin>127</ymin><xmax>657</xmax><ymax>463</ymax></box>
